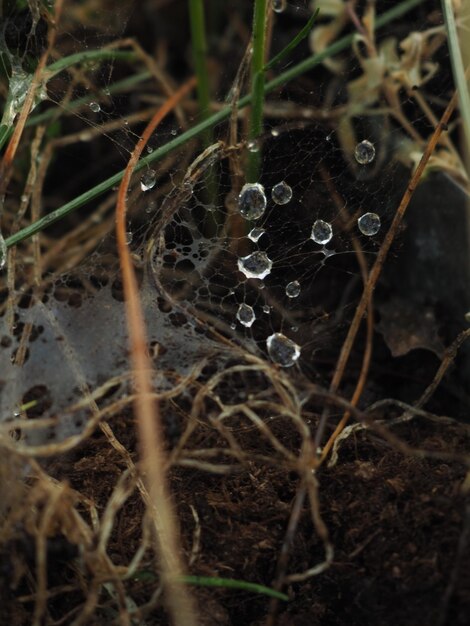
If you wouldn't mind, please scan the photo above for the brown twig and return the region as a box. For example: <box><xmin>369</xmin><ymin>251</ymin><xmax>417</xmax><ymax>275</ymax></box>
<box><xmin>115</xmin><ymin>75</ymin><xmax>197</xmax><ymax>626</ymax></box>
<box><xmin>314</xmin><ymin>89</ymin><xmax>459</xmax><ymax>451</ymax></box>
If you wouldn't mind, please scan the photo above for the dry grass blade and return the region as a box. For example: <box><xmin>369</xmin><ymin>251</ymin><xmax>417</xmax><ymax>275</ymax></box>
<box><xmin>115</xmin><ymin>75</ymin><xmax>198</xmax><ymax>626</ymax></box>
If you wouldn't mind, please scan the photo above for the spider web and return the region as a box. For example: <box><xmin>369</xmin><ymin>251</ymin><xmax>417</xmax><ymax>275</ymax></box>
<box><xmin>1</xmin><ymin>0</ymin><xmax>468</xmax><ymax>450</ymax></box>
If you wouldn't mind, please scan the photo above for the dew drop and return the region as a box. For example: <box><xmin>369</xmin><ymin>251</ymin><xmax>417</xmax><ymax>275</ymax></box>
<box><xmin>140</xmin><ymin>169</ymin><xmax>156</xmax><ymax>191</ymax></box>
<box><xmin>145</xmin><ymin>200</ymin><xmax>157</xmax><ymax>214</ymax></box>
<box><xmin>170</xmin><ymin>129</ymin><xmax>177</xmax><ymax>136</ymax></box>
<box><xmin>0</xmin><ymin>233</ymin><xmax>7</xmax><ymax>270</ymax></box>
<box><xmin>247</xmin><ymin>139</ymin><xmax>260</xmax><ymax>153</ymax></box>
<box><xmin>126</xmin><ymin>231</ymin><xmax>133</xmax><ymax>245</ymax></box>
<box><xmin>354</xmin><ymin>140</ymin><xmax>375</xmax><ymax>165</ymax></box>
<box><xmin>271</xmin><ymin>181</ymin><xmax>292</xmax><ymax>205</ymax></box>
<box><xmin>236</xmin><ymin>303</ymin><xmax>256</xmax><ymax>327</ymax></box>
<box><xmin>271</xmin><ymin>128</ymin><xmax>280</xmax><ymax>137</ymax></box>
<box><xmin>262</xmin><ymin>305</ymin><xmax>270</xmax><ymax>314</ymax></box>
<box><xmin>285</xmin><ymin>280</ymin><xmax>300</xmax><ymax>298</ymax></box>
<box><xmin>146</xmin><ymin>145</ymin><xmax>154</xmax><ymax>154</ymax></box>
<box><xmin>238</xmin><ymin>251</ymin><xmax>272</xmax><ymax>279</ymax></box>
<box><xmin>311</xmin><ymin>219</ymin><xmax>333</xmax><ymax>245</ymax></box>
<box><xmin>465</xmin><ymin>312</ymin><xmax>470</xmax><ymax>323</ymax></box>
<box><xmin>357</xmin><ymin>212</ymin><xmax>381</xmax><ymax>236</ymax></box>
<box><xmin>89</xmin><ymin>101</ymin><xmax>100</xmax><ymax>113</ymax></box>
<box><xmin>272</xmin><ymin>0</ymin><xmax>287</xmax><ymax>13</ymax></box>
<box><xmin>238</xmin><ymin>183</ymin><xmax>267</xmax><ymax>220</ymax></box>
<box><xmin>248</xmin><ymin>227</ymin><xmax>265</xmax><ymax>242</ymax></box>
<box><xmin>266</xmin><ymin>333</ymin><xmax>301</xmax><ymax>367</ymax></box>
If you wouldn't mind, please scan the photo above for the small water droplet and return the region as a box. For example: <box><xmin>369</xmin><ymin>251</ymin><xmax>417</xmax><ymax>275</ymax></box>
<box><xmin>236</xmin><ymin>303</ymin><xmax>256</xmax><ymax>327</ymax></box>
<box><xmin>238</xmin><ymin>183</ymin><xmax>267</xmax><ymax>220</ymax></box>
<box><xmin>238</xmin><ymin>251</ymin><xmax>272</xmax><ymax>279</ymax></box>
<box><xmin>311</xmin><ymin>219</ymin><xmax>333</xmax><ymax>245</ymax></box>
<box><xmin>247</xmin><ymin>139</ymin><xmax>260</xmax><ymax>153</ymax></box>
<box><xmin>170</xmin><ymin>129</ymin><xmax>177</xmax><ymax>136</ymax></box>
<box><xmin>146</xmin><ymin>145</ymin><xmax>153</xmax><ymax>154</ymax></box>
<box><xmin>354</xmin><ymin>140</ymin><xmax>375</xmax><ymax>165</ymax></box>
<box><xmin>141</xmin><ymin>169</ymin><xmax>156</xmax><ymax>191</ymax></box>
<box><xmin>0</xmin><ymin>233</ymin><xmax>7</xmax><ymax>270</ymax></box>
<box><xmin>146</xmin><ymin>200</ymin><xmax>156</xmax><ymax>214</ymax></box>
<box><xmin>357</xmin><ymin>212</ymin><xmax>381</xmax><ymax>236</ymax></box>
<box><xmin>465</xmin><ymin>311</ymin><xmax>470</xmax><ymax>323</ymax></box>
<box><xmin>271</xmin><ymin>128</ymin><xmax>280</xmax><ymax>137</ymax></box>
<box><xmin>248</xmin><ymin>227</ymin><xmax>265</xmax><ymax>242</ymax></box>
<box><xmin>285</xmin><ymin>280</ymin><xmax>300</xmax><ymax>298</ymax></box>
<box><xmin>89</xmin><ymin>101</ymin><xmax>100</xmax><ymax>113</ymax></box>
<box><xmin>271</xmin><ymin>181</ymin><xmax>292</xmax><ymax>205</ymax></box>
<box><xmin>266</xmin><ymin>333</ymin><xmax>301</xmax><ymax>367</ymax></box>
<box><xmin>272</xmin><ymin>0</ymin><xmax>287</xmax><ymax>13</ymax></box>
<box><xmin>126</xmin><ymin>231</ymin><xmax>133</xmax><ymax>244</ymax></box>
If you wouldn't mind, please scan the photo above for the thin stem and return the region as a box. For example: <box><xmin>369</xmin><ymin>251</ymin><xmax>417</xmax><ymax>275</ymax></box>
<box><xmin>4</xmin><ymin>0</ymin><xmax>426</xmax><ymax>248</ymax></box>
<box><xmin>188</xmin><ymin>0</ymin><xmax>212</xmax><ymax>146</ymax></box>
<box><xmin>248</xmin><ymin>0</ymin><xmax>268</xmax><ymax>182</ymax></box>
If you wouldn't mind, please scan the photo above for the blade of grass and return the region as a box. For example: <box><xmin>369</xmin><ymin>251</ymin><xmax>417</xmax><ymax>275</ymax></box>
<box><xmin>188</xmin><ymin>0</ymin><xmax>212</xmax><ymax>145</ymax></box>
<box><xmin>441</xmin><ymin>0</ymin><xmax>470</xmax><ymax>157</ymax></box>
<box><xmin>180</xmin><ymin>575</ymin><xmax>289</xmax><ymax>601</ymax></box>
<box><xmin>263</xmin><ymin>8</ymin><xmax>320</xmax><ymax>72</ymax></box>
<box><xmin>4</xmin><ymin>0</ymin><xmax>426</xmax><ymax>249</ymax></box>
<box><xmin>247</xmin><ymin>0</ymin><xmax>268</xmax><ymax>182</ymax></box>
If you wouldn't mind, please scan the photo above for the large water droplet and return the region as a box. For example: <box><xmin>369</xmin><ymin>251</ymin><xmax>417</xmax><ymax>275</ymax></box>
<box><xmin>311</xmin><ymin>219</ymin><xmax>333</xmax><ymax>245</ymax></box>
<box><xmin>285</xmin><ymin>280</ymin><xmax>300</xmax><ymax>298</ymax></box>
<box><xmin>236</xmin><ymin>303</ymin><xmax>256</xmax><ymax>327</ymax></box>
<box><xmin>354</xmin><ymin>140</ymin><xmax>375</xmax><ymax>165</ymax></box>
<box><xmin>272</xmin><ymin>0</ymin><xmax>287</xmax><ymax>13</ymax></box>
<box><xmin>357</xmin><ymin>212</ymin><xmax>381</xmax><ymax>236</ymax></box>
<box><xmin>248</xmin><ymin>227</ymin><xmax>265</xmax><ymax>242</ymax></box>
<box><xmin>271</xmin><ymin>181</ymin><xmax>292</xmax><ymax>205</ymax></box>
<box><xmin>141</xmin><ymin>169</ymin><xmax>156</xmax><ymax>191</ymax></box>
<box><xmin>0</xmin><ymin>233</ymin><xmax>7</xmax><ymax>270</ymax></box>
<box><xmin>238</xmin><ymin>251</ymin><xmax>272</xmax><ymax>279</ymax></box>
<box><xmin>266</xmin><ymin>333</ymin><xmax>300</xmax><ymax>367</ymax></box>
<box><xmin>238</xmin><ymin>183</ymin><xmax>267</xmax><ymax>220</ymax></box>
<box><xmin>89</xmin><ymin>101</ymin><xmax>100</xmax><ymax>113</ymax></box>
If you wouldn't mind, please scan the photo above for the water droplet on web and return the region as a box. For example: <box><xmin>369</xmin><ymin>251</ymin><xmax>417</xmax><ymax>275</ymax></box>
<box><xmin>311</xmin><ymin>219</ymin><xmax>333</xmax><ymax>245</ymax></box>
<box><xmin>146</xmin><ymin>200</ymin><xmax>156</xmax><ymax>214</ymax></box>
<box><xmin>126</xmin><ymin>231</ymin><xmax>133</xmax><ymax>245</ymax></box>
<box><xmin>247</xmin><ymin>139</ymin><xmax>260</xmax><ymax>153</ymax></box>
<box><xmin>465</xmin><ymin>312</ymin><xmax>470</xmax><ymax>323</ymax></box>
<box><xmin>266</xmin><ymin>333</ymin><xmax>301</xmax><ymax>367</ymax></box>
<box><xmin>238</xmin><ymin>251</ymin><xmax>272</xmax><ymax>279</ymax></box>
<box><xmin>146</xmin><ymin>145</ymin><xmax>153</xmax><ymax>154</ymax></box>
<box><xmin>141</xmin><ymin>169</ymin><xmax>156</xmax><ymax>191</ymax></box>
<box><xmin>89</xmin><ymin>102</ymin><xmax>100</xmax><ymax>113</ymax></box>
<box><xmin>271</xmin><ymin>128</ymin><xmax>280</xmax><ymax>137</ymax></box>
<box><xmin>354</xmin><ymin>140</ymin><xmax>375</xmax><ymax>165</ymax></box>
<box><xmin>236</xmin><ymin>303</ymin><xmax>256</xmax><ymax>327</ymax></box>
<box><xmin>271</xmin><ymin>181</ymin><xmax>292</xmax><ymax>205</ymax></box>
<box><xmin>238</xmin><ymin>183</ymin><xmax>267</xmax><ymax>220</ymax></box>
<box><xmin>272</xmin><ymin>0</ymin><xmax>287</xmax><ymax>13</ymax></box>
<box><xmin>248</xmin><ymin>227</ymin><xmax>265</xmax><ymax>242</ymax></box>
<box><xmin>285</xmin><ymin>280</ymin><xmax>300</xmax><ymax>298</ymax></box>
<box><xmin>0</xmin><ymin>233</ymin><xmax>7</xmax><ymax>270</ymax></box>
<box><xmin>357</xmin><ymin>212</ymin><xmax>381</xmax><ymax>236</ymax></box>
<box><xmin>263</xmin><ymin>305</ymin><xmax>270</xmax><ymax>314</ymax></box>
<box><xmin>170</xmin><ymin>129</ymin><xmax>177</xmax><ymax>136</ymax></box>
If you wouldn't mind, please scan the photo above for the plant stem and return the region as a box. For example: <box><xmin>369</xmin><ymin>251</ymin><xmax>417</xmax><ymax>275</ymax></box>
<box><xmin>188</xmin><ymin>0</ymin><xmax>212</xmax><ymax>146</ymax></box>
<box><xmin>248</xmin><ymin>0</ymin><xmax>268</xmax><ymax>182</ymax></box>
<box><xmin>4</xmin><ymin>0</ymin><xmax>425</xmax><ymax>249</ymax></box>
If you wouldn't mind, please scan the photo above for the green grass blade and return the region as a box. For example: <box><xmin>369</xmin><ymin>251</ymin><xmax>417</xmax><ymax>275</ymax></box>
<box><xmin>188</xmin><ymin>0</ymin><xmax>212</xmax><ymax>144</ymax></box>
<box><xmin>264</xmin><ymin>8</ymin><xmax>320</xmax><ymax>72</ymax></box>
<box><xmin>441</xmin><ymin>0</ymin><xmax>470</xmax><ymax>157</ymax></box>
<box><xmin>5</xmin><ymin>0</ymin><xmax>426</xmax><ymax>249</ymax></box>
<box><xmin>180</xmin><ymin>575</ymin><xmax>289</xmax><ymax>601</ymax></box>
<box><xmin>46</xmin><ymin>50</ymin><xmax>137</xmax><ymax>78</ymax></box>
